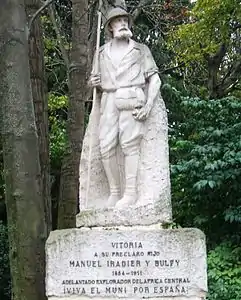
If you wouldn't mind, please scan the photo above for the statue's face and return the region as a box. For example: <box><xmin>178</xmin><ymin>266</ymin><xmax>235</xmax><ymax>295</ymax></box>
<box><xmin>109</xmin><ymin>16</ymin><xmax>132</xmax><ymax>39</ymax></box>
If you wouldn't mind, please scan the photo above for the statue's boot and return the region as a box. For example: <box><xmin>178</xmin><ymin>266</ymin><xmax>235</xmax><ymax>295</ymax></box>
<box><xmin>102</xmin><ymin>155</ymin><xmax>121</xmax><ymax>207</ymax></box>
<box><xmin>115</xmin><ymin>154</ymin><xmax>138</xmax><ymax>209</ymax></box>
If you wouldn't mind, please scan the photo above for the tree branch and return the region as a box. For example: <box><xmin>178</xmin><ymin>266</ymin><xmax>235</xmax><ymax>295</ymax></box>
<box><xmin>232</xmin><ymin>22</ymin><xmax>241</xmax><ymax>32</ymax></box>
<box><xmin>221</xmin><ymin>61</ymin><xmax>241</xmax><ymax>93</ymax></box>
<box><xmin>132</xmin><ymin>0</ymin><xmax>153</xmax><ymax>20</ymax></box>
<box><xmin>27</xmin><ymin>0</ymin><xmax>55</xmax><ymax>37</ymax></box>
<box><xmin>205</xmin><ymin>43</ymin><xmax>227</xmax><ymax>67</ymax></box>
<box><xmin>48</xmin><ymin>4</ymin><xmax>70</xmax><ymax>70</ymax></box>
<box><xmin>161</xmin><ymin>64</ymin><xmax>185</xmax><ymax>75</ymax></box>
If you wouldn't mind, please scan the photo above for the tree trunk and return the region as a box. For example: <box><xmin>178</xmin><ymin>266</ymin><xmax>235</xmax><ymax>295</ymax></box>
<box><xmin>207</xmin><ymin>60</ymin><xmax>219</xmax><ymax>99</ymax></box>
<box><xmin>25</xmin><ymin>0</ymin><xmax>52</xmax><ymax>234</ymax></box>
<box><xmin>0</xmin><ymin>138</ymin><xmax>7</xmax><ymax>223</ymax></box>
<box><xmin>206</xmin><ymin>44</ymin><xmax>227</xmax><ymax>99</ymax></box>
<box><xmin>57</xmin><ymin>0</ymin><xmax>88</xmax><ymax>228</ymax></box>
<box><xmin>0</xmin><ymin>1</ymin><xmax>47</xmax><ymax>299</ymax></box>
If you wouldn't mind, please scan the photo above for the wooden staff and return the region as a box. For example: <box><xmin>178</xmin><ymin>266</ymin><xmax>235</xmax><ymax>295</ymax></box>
<box><xmin>86</xmin><ymin>0</ymin><xmax>103</xmax><ymax>205</ymax></box>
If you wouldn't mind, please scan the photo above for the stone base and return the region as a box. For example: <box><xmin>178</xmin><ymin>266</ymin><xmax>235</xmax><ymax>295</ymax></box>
<box><xmin>46</xmin><ymin>226</ymin><xmax>207</xmax><ymax>299</ymax></box>
<box><xmin>76</xmin><ymin>202</ymin><xmax>172</xmax><ymax>227</ymax></box>
<box><xmin>48</xmin><ymin>297</ymin><xmax>205</xmax><ymax>300</ymax></box>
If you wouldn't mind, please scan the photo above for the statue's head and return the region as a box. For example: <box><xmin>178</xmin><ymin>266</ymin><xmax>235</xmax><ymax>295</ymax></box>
<box><xmin>104</xmin><ymin>7</ymin><xmax>133</xmax><ymax>40</ymax></box>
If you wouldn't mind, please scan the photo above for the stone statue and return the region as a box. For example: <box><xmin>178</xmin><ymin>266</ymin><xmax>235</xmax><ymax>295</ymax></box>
<box><xmin>79</xmin><ymin>7</ymin><xmax>171</xmax><ymax>213</ymax></box>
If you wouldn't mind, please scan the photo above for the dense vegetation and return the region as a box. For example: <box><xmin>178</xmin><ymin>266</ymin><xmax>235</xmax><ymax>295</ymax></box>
<box><xmin>0</xmin><ymin>0</ymin><xmax>240</xmax><ymax>299</ymax></box>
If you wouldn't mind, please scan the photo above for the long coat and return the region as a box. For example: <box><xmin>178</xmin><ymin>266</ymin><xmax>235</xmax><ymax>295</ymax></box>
<box><xmin>79</xmin><ymin>40</ymin><xmax>171</xmax><ymax>218</ymax></box>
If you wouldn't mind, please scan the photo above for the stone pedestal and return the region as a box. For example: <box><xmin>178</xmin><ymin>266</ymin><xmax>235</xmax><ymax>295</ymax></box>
<box><xmin>76</xmin><ymin>203</ymin><xmax>172</xmax><ymax>228</ymax></box>
<box><xmin>46</xmin><ymin>226</ymin><xmax>207</xmax><ymax>300</ymax></box>
<box><xmin>46</xmin><ymin>6</ymin><xmax>208</xmax><ymax>298</ymax></box>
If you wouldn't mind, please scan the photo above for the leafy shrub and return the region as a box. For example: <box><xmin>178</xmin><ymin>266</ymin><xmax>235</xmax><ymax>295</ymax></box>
<box><xmin>48</xmin><ymin>93</ymin><xmax>68</xmax><ymax>169</ymax></box>
<box><xmin>208</xmin><ymin>242</ymin><xmax>241</xmax><ymax>300</ymax></box>
<box><xmin>169</xmin><ymin>95</ymin><xmax>241</xmax><ymax>244</ymax></box>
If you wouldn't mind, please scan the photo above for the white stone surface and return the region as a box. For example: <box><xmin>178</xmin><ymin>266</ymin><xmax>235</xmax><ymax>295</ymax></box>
<box><xmin>46</xmin><ymin>228</ymin><xmax>207</xmax><ymax>299</ymax></box>
<box><xmin>79</xmin><ymin>94</ymin><xmax>171</xmax><ymax>218</ymax></box>
<box><xmin>76</xmin><ymin>201</ymin><xmax>171</xmax><ymax>227</ymax></box>
<box><xmin>79</xmin><ymin>8</ymin><xmax>171</xmax><ymax>216</ymax></box>
<box><xmin>48</xmin><ymin>297</ymin><xmax>205</xmax><ymax>300</ymax></box>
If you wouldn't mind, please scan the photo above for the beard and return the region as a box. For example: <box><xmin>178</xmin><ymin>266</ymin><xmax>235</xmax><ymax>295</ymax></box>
<box><xmin>114</xmin><ymin>28</ymin><xmax>133</xmax><ymax>40</ymax></box>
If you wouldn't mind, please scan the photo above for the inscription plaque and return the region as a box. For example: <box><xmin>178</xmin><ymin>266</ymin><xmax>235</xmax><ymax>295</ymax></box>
<box><xmin>46</xmin><ymin>228</ymin><xmax>207</xmax><ymax>298</ymax></box>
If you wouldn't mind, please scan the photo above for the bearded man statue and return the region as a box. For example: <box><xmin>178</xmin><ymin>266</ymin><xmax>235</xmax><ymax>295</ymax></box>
<box><xmin>79</xmin><ymin>7</ymin><xmax>171</xmax><ymax>216</ymax></box>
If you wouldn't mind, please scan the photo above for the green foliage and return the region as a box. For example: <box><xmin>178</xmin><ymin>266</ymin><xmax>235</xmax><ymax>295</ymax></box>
<box><xmin>165</xmin><ymin>84</ymin><xmax>241</xmax><ymax>298</ymax></box>
<box><xmin>168</xmin><ymin>0</ymin><xmax>241</xmax><ymax>97</ymax></box>
<box><xmin>207</xmin><ymin>242</ymin><xmax>241</xmax><ymax>300</ymax></box>
<box><xmin>170</xmin><ymin>0</ymin><xmax>241</xmax><ymax>63</ymax></box>
<box><xmin>42</xmin><ymin>14</ymin><xmax>69</xmax><ymax>94</ymax></box>
<box><xmin>169</xmin><ymin>91</ymin><xmax>241</xmax><ymax>244</ymax></box>
<box><xmin>48</xmin><ymin>93</ymin><xmax>68</xmax><ymax>227</ymax></box>
<box><xmin>48</xmin><ymin>93</ymin><xmax>68</xmax><ymax>169</ymax></box>
<box><xmin>0</xmin><ymin>222</ymin><xmax>10</xmax><ymax>300</ymax></box>
<box><xmin>128</xmin><ymin>0</ymin><xmax>191</xmax><ymax>72</ymax></box>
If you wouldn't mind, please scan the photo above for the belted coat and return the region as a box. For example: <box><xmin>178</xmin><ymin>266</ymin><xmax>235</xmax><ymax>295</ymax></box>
<box><xmin>79</xmin><ymin>40</ymin><xmax>171</xmax><ymax>211</ymax></box>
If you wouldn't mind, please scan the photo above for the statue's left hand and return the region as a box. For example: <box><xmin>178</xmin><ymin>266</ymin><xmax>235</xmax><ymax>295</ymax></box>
<box><xmin>132</xmin><ymin>103</ymin><xmax>152</xmax><ymax>121</ymax></box>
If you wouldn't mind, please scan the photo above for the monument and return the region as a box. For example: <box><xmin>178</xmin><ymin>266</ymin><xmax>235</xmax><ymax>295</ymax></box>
<box><xmin>46</xmin><ymin>5</ymin><xmax>208</xmax><ymax>300</ymax></box>
<box><xmin>77</xmin><ymin>6</ymin><xmax>171</xmax><ymax>227</ymax></box>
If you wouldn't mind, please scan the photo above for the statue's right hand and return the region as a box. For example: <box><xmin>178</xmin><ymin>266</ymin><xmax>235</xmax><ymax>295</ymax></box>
<box><xmin>88</xmin><ymin>74</ymin><xmax>101</xmax><ymax>88</ymax></box>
